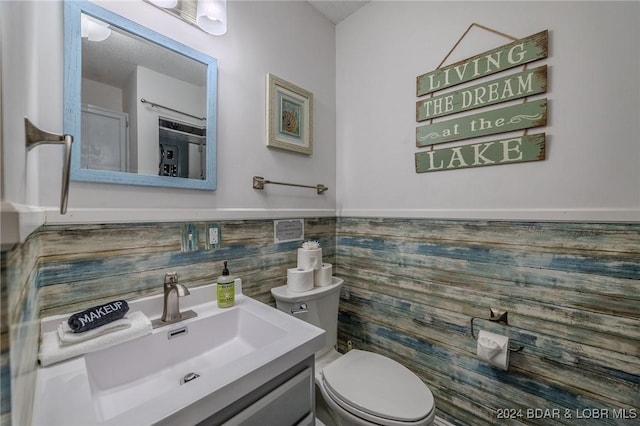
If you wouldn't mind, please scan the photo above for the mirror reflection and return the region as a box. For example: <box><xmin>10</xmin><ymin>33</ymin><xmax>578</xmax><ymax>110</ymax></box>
<box><xmin>65</xmin><ymin>1</ymin><xmax>217</xmax><ymax>190</ymax></box>
<box><xmin>82</xmin><ymin>13</ymin><xmax>206</xmax><ymax>178</ymax></box>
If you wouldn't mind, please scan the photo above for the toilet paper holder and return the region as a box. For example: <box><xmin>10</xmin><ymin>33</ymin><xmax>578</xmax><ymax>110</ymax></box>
<box><xmin>470</xmin><ymin>309</ymin><xmax>524</xmax><ymax>352</ymax></box>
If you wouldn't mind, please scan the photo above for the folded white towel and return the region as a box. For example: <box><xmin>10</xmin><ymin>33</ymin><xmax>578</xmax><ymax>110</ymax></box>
<box><xmin>57</xmin><ymin>316</ymin><xmax>131</xmax><ymax>345</ymax></box>
<box><xmin>39</xmin><ymin>311</ymin><xmax>152</xmax><ymax>367</ymax></box>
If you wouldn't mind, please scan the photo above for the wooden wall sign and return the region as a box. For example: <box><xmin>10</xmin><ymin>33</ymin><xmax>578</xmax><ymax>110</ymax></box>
<box><xmin>414</xmin><ymin>27</ymin><xmax>549</xmax><ymax>174</ymax></box>
<box><xmin>416</xmin><ymin>65</ymin><xmax>547</xmax><ymax>121</ymax></box>
<box><xmin>415</xmin><ymin>133</ymin><xmax>545</xmax><ymax>172</ymax></box>
<box><xmin>416</xmin><ymin>98</ymin><xmax>547</xmax><ymax>146</ymax></box>
<box><xmin>416</xmin><ymin>30</ymin><xmax>548</xmax><ymax>97</ymax></box>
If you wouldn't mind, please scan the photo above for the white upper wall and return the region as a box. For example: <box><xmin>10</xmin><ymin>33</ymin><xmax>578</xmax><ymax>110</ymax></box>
<box><xmin>336</xmin><ymin>1</ymin><xmax>640</xmax><ymax>221</ymax></box>
<box><xmin>2</xmin><ymin>1</ymin><xmax>336</xmax><ymax>226</ymax></box>
<box><xmin>3</xmin><ymin>1</ymin><xmax>639</xmax><ymax>230</ymax></box>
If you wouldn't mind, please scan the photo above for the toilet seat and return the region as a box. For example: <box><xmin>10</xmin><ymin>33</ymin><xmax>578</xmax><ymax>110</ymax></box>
<box><xmin>321</xmin><ymin>350</ymin><xmax>434</xmax><ymax>425</ymax></box>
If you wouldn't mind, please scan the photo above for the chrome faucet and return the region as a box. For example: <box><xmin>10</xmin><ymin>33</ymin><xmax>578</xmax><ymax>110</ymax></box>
<box><xmin>153</xmin><ymin>272</ymin><xmax>197</xmax><ymax>328</ymax></box>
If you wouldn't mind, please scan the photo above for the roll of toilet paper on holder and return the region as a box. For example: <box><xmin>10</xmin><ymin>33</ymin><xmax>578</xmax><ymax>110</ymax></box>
<box><xmin>476</xmin><ymin>330</ymin><xmax>510</xmax><ymax>370</ymax></box>
<box><xmin>297</xmin><ymin>248</ymin><xmax>322</xmax><ymax>270</ymax></box>
<box><xmin>314</xmin><ymin>263</ymin><xmax>333</xmax><ymax>287</ymax></box>
<box><xmin>287</xmin><ymin>268</ymin><xmax>314</xmax><ymax>292</ymax></box>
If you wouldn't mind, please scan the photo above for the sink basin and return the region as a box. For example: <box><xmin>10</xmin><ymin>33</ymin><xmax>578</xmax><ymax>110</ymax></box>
<box><xmin>85</xmin><ymin>307</ymin><xmax>287</xmax><ymax>421</ymax></box>
<box><xmin>33</xmin><ymin>281</ymin><xmax>325</xmax><ymax>426</ymax></box>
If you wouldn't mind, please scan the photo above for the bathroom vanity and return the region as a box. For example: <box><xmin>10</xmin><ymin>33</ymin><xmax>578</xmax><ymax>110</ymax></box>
<box><xmin>32</xmin><ymin>280</ymin><xmax>324</xmax><ymax>425</ymax></box>
<box><xmin>185</xmin><ymin>356</ymin><xmax>315</xmax><ymax>425</ymax></box>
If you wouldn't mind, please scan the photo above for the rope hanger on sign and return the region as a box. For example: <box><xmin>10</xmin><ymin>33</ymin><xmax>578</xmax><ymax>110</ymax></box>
<box><xmin>425</xmin><ymin>23</ymin><xmax>532</xmax><ymax>150</ymax></box>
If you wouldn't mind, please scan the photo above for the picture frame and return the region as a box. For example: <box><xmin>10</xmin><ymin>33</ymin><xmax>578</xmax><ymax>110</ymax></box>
<box><xmin>266</xmin><ymin>73</ymin><xmax>313</xmax><ymax>155</ymax></box>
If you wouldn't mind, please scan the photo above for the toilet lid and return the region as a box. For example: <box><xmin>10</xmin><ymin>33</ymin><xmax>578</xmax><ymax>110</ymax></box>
<box><xmin>322</xmin><ymin>350</ymin><xmax>434</xmax><ymax>422</ymax></box>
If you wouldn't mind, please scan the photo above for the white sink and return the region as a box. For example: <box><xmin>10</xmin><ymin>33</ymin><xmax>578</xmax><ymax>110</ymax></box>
<box><xmin>33</xmin><ymin>280</ymin><xmax>324</xmax><ymax>425</ymax></box>
<box><xmin>85</xmin><ymin>306</ymin><xmax>287</xmax><ymax>421</ymax></box>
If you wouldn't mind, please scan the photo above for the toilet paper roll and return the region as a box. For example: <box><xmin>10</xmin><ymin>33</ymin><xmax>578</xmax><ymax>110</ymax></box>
<box><xmin>313</xmin><ymin>263</ymin><xmax>333</xmax><ymax>287</ymax></box>
<box><xmin>476</xmin><ymin>330</ymin><xmax>510</xmax><ymax>370</ymax></box>
<box><xmin>297</xmin><ymin>248</ymin><xmax>322</xmax><ymax>270</ymax></box>
<box><xmin>287</xmin><ymin>268</ymin><xmax>314</xmax><ymax>292</ymax></box>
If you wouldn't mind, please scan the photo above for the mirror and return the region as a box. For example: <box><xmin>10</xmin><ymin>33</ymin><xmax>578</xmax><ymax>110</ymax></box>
<box><xmin>64</xmin><ymin>0</ymin><xmax>217</xmax><ymax>190</ymax></box>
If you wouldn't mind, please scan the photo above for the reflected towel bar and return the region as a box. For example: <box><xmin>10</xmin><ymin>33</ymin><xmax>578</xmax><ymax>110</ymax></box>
<box><xmin>141</xmin><ymin>98</ymin><xmax>205</xmax><ymax>121</ymax></box>
<box><xmin>24</xmin><ymin>118</ymin><xmax>73</xmax><ymax>214</ymax></box>
<box><xmin>470</xmin><ymin>309</ymin><xmax>524</xmax><ymax>353</ymax></box>
<box><xmin>253</xmin><ymin>176</ymin><xmax>328</xmax><ymax>194</ymax></box>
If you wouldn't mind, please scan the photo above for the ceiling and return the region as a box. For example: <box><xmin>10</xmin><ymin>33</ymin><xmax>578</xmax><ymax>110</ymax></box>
<box><xmin>308</xmin><ymin>1</ymin><xmax>369</xmax><ymax>24</ymax></box>
<box><xmin>82</xmin><ymin>21</ymin><xmax>206</xmax><ymax>89</ymax></box>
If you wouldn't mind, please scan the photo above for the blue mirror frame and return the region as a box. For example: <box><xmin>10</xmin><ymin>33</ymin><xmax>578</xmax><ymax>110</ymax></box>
<box><xmin>64</xmin><ymin>0</ymin><xmax>217</xmax><ymax>190</ymax></box>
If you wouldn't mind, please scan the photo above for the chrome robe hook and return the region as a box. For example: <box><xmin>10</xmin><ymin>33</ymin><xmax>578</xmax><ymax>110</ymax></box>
<box><xmin>24</xmin><ymin>118</ymin><xmax>74</xmax><ymax>214</ymax></box>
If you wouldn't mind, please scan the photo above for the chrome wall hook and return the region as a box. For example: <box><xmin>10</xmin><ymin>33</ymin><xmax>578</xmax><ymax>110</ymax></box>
<box><xmin>25</xmin><ymin>118</ymin><xmax>74</xmax><ymax>214</ymax></box>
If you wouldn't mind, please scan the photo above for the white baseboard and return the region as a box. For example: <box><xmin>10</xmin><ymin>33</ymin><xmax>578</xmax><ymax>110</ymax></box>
<box><xmin>43</xmin><ymin>207</ymin><xmax>337</xmax><ymax>224</ymax></box>
<box><xmin>337</xmin><ymin>208</ymin><xmax>640</xmax><ymax>222</ymax></box>
<box><xmin>3</xmin><ymin>204</ymin><xmax>637</xmax><ymax>251</ymax></box>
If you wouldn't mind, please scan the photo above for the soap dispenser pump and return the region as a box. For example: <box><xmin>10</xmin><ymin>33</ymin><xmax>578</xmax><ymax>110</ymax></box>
<box><xmin>217</xmin><ymin>260</ymin><xmax>235</xmax><ymax>308</ymax></box>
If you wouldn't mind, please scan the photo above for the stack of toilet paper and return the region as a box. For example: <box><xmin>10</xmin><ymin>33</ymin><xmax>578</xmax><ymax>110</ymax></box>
<box><xmin>287</xmin><ymin>241</ymin><xmax>333</xmax><ymax>292</ymax></box>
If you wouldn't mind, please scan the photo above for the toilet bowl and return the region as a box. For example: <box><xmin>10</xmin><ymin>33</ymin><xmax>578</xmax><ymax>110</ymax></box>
<box><xmin>271</xmin><ymin>278</ymin><xmax>435</xmax><ymax>426</ymax></box>
<box><xmin>317</xmin><ymin>348</ymin><xmax>435</xmax><ymax>426</ymax></box>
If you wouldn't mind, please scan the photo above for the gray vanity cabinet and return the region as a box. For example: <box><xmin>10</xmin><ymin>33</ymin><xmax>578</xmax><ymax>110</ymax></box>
<box><xmin>221</xmin><ymin>366</ymin><xmax>314</xmax><ymax>425</ymax></box>
<box><xmin>177</xmin><ymin>356</ymin><xmax>316</xmax><ymax>426</ymax></box>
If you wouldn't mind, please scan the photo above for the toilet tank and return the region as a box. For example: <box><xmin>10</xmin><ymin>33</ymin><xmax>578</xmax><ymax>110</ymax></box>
<box><xmin>271</xmin><ymin>277</ymin><xmax>343</xmax><ymax>357</ymax></box>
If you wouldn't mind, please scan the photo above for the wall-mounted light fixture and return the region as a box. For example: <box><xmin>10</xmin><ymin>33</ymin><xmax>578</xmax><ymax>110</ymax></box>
<box><xmin>144</xmin><ymin>0</ymin><xmax>227</xmax><ymax>35</ymax></box>
<box><xmin>81</xmin><ymin>13</ymin><xmax>111</xmax><ymax>41</ymax></box>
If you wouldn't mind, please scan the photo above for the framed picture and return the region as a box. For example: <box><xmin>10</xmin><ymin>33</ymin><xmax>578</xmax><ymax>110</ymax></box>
<box><xmin>266</xmin><ymin>73</ymin><xmax>313</xmax><ymax>155</ymax></box>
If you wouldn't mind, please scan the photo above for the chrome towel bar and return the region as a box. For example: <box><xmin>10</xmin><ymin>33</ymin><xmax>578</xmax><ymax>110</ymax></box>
<box><xmin>24</xmin><ymin>118</ymin><xmax>73</xmax><ymax>214</ymax></box>
<box><xmin>253</xmin><ymin>176</ymin><xmax>328</xmax><ymax>194</ymax></box>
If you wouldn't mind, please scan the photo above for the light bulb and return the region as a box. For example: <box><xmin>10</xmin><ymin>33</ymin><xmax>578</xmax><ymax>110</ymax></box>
<box><xmin>196</xmin><ymin>0</ymin><xmax>227</xmax><ymax>35</ymax></box>
<box><xmin>149</xmin><ymin>0</ymin><xmax>178</xmax><ymax>8</ymax></box>
<box><xmin>81</xmin><ymin>14</ymin><xmax>111</xmax><ymax>42</ymax></box>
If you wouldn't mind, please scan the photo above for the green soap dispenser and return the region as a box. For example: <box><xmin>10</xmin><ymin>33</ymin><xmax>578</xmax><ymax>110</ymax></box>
<box><xmin>217</xmin><ymin>260</ymin><xmax>235</xmax><ymax>308</ymax></box>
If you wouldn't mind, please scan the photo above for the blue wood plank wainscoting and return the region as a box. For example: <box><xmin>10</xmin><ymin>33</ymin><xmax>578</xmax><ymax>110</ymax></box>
<box><xmin>1</xmin><ymin>217</ymin><xmax>638</xmax><ymax>425</ymax></box>
<box><xmin>335</xmin><ymin>218</ymin><xmax>639</xmax><ymax>426</ymax></box>
<box><xmin>0</xmin><ymin>218</ymin><xmax>336</xmax><ymax>426</ymax></box>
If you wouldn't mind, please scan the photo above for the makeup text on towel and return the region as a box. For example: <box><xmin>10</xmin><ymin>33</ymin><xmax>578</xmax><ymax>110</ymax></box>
<box><xmin>68</xmin><ymin>300</ymin><xmax>129</xmax><ymax>333</ymax></box>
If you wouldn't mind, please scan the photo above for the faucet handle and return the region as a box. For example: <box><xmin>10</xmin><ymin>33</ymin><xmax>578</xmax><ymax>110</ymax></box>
<box><xmin>164</xmin><ymin>272</ymin><xmax>178</xmax><ymax>285</ymax></box>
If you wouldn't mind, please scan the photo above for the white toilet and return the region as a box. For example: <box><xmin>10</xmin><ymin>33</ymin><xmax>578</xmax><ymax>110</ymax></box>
<box><xmin>271</xmin><ymin>277</ymin><xmax>436</xmax><ymax>426</ymax></box>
